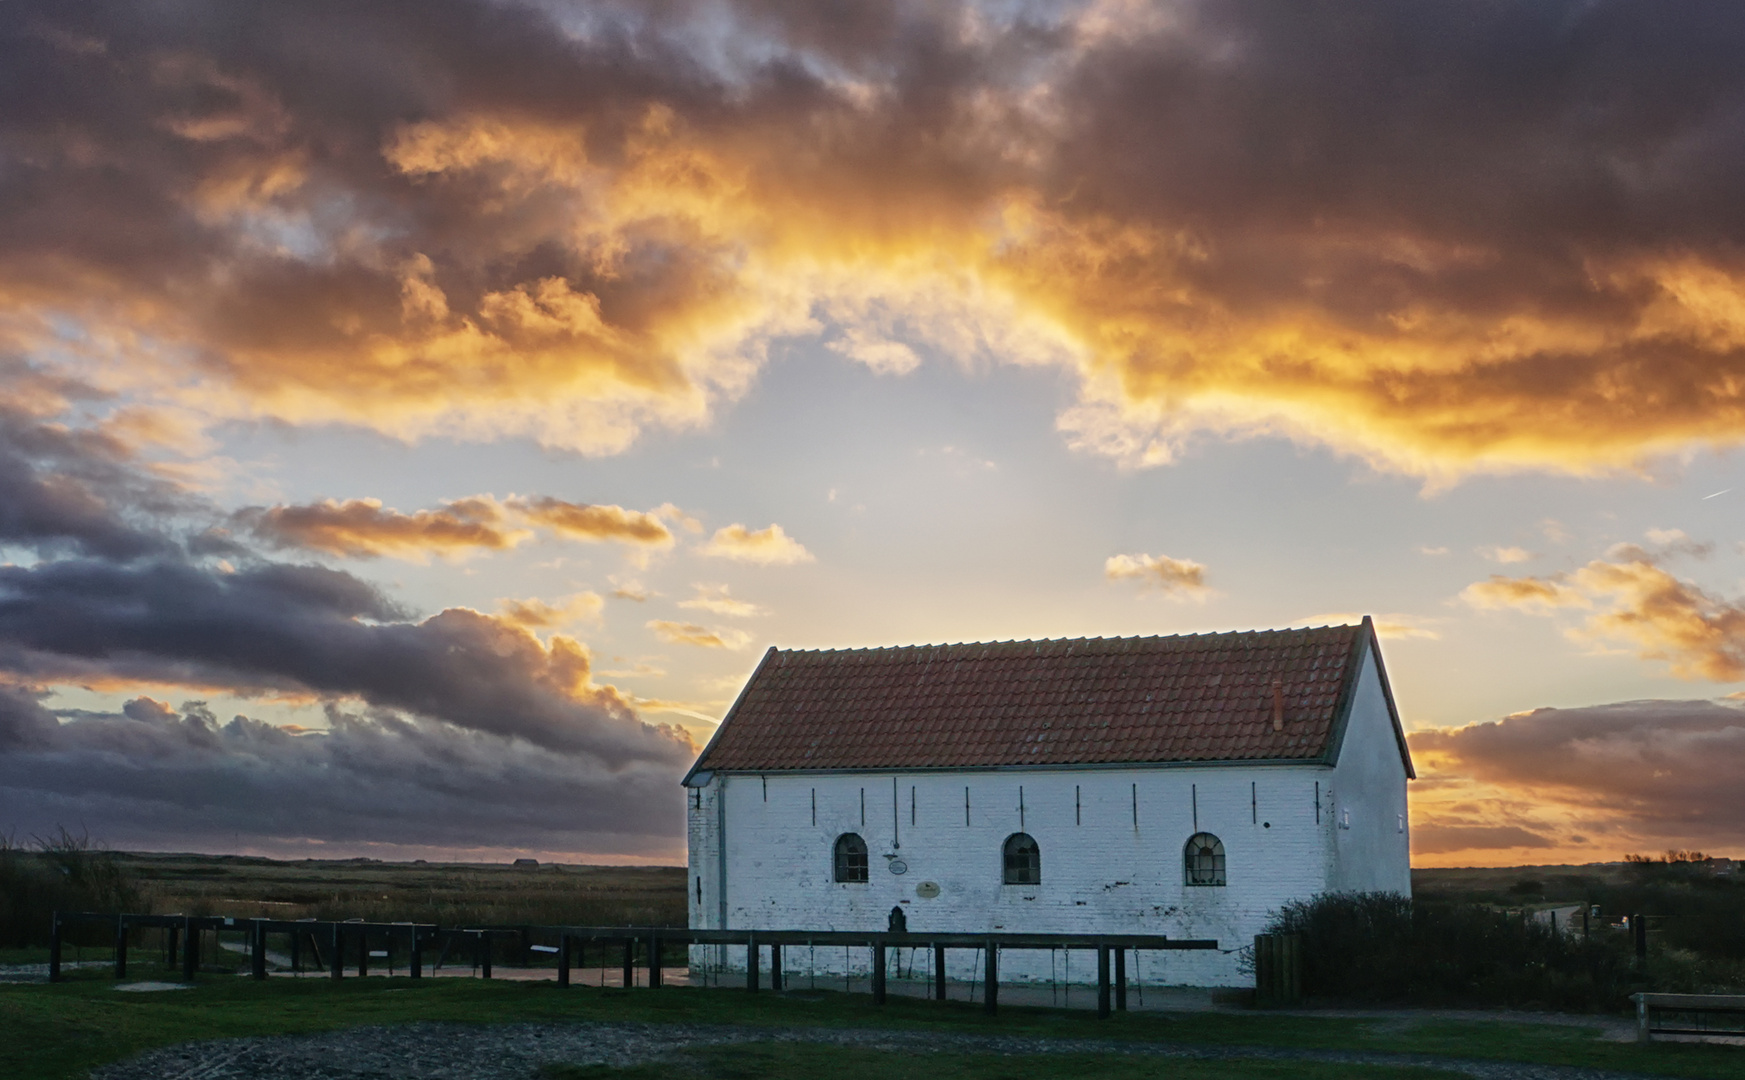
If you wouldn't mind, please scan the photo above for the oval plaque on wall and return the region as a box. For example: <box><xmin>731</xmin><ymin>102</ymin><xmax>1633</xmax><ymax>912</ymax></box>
<box><xmin>888</xmin><ymin>859</ymin><xmax>908</xmax><ymax>875</ymax></box>
<box><xmin>915</xmin><ymin>881</ymin><xmax>940</xmax><ymax>899</ymax></box>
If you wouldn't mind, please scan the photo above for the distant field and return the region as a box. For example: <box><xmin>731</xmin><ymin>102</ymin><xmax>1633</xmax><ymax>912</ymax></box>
<box><xmin>110</xmin><ymin>853</ymin><xmax>687</xmax><ymax>927</ymax></box>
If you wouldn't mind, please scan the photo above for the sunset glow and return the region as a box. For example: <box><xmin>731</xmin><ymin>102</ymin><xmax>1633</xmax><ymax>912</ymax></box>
<box><xmin>3</xmin><ymin>0</ymin><xmax>1744</xmax><ymax>868</ymax></box>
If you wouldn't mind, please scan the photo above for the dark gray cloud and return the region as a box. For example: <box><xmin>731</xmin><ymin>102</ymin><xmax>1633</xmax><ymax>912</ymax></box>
<box><xmin>0</xmin><ymin>402</ymin><xmax>177</xmax><ymax>560</ymax></box>
<box><xmin>0</xmin><ymin>698</ymin><xmax>681</xmax><ymax>857</ymax></box>
<box><xmin>0</xmin><ymin>556</ymin><xmax>689</xmax><ymax>765</ymax></box>
<box><xmin>1410</xmin><ymin>699</ymin><xmax>1745</xmax><ymax>849</ymax></box>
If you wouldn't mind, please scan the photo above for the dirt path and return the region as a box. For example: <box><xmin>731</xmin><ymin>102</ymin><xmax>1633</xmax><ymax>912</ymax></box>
<box><xmin>91</xmin><ymin>1019</ymin><xmax>1667</xmax><ymax>1080</ymax></box>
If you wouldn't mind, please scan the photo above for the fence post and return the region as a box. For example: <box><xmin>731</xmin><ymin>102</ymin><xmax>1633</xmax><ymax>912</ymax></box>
<box><xmin>769</xmin><ymin>942</ymin><xmax>782</xmax><ymax>991</ymax></box>
<box><xmin>648</xmin><ymin>935</ymin><xmax>662</xmax><ymax>989</ymax></box>
<box><xmin>166</xmin><ymin>924</ymin><xmax>179</xmax><ymax>973</ymax></box>
<box><xmin>357</xmin><ymin>929</ymin><xmax>369</xmax><ymax>977</ymax></box>
<box><xmin>251</xmin><ymin>920</ymin><xmax>267</xmax><ymax>980</ymax></box>
<box><xmin>872</xmin><ymin>941</ymin><xmax>886</xmax><ymax>1005</ymax></box>
<box><xmin>622</xmin><ymin>939</ymin><xmax>634</xmax><ymax>988</ymax></box>
<box><xmin>1096</xmin><ymin>944</ymin><xmax>1111</xmax><ymax>1018</ymax></box>
<box><xmin>983</xmin><ymin>941</ymin><xmax>998</xmax><ymax>1015</ymax></box>
<box><xmin>1114</xmin><ymin>947</ymin><xmax>1127</xmax><ymax>1011</ymax></box>
<box><xmin>480</xmin><ymin>932</ymin><xmax>493</xmax><ymax>979</ymax></box>
<box><xmin>746</xmin><ymin>932</ymin><xmax>759</xmax><ymax>992</ymax></box>
<box><xmin>558</xmin><ymin>934</ymin><xmax>571</xmax><ymax>988</ymax></box>
<box><xmin>329</xmin><ymin>924</ymin><xmax>344</xmax><ymax>981</ymax></box>
<box><xmin>409</xmin><ymin>926</ymin><xmax>422</xmax><ymax>980</ymax></box>
<box><xmin>49</xmin><ymin>915</ymin><xmax>61</xmax><ymax>983</ymax></box>
<box><xmin>114</xmin><ymin>915</ymin><xmax>128</xmax><ymax>980</ymax></box>
<box><xmin>1633</xmin><ymin>913</ymin><xmax>1647</xmax><ymax>967</ymax></box>
<box><xmin>934</xmin><ymin>944</ymin><xmax>947</xmax><ymax>1001</ymax></box>
<box><xmin>184</xmin><ymin>917</ymin><xmax>200</xmax><ymax>981</ymax></box>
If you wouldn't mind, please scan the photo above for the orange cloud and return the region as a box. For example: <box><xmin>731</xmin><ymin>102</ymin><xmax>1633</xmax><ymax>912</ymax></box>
<box><xmin>678</xmin><ymin>584</ymin><xmax>766</xmax><ymax>617</ymax></box>
<box><xmin>509</xmin><ymin>497</ymin><xmax>676</xmax><ymax>547</ymax></box>
<box><xmin>10</xmin><ymin>3</ymin><xmax>1745</xmax><ymax>477</ymax></box>
<box><xmin>700</xmin><ymin>524</ymin><xmax>813</xmax><ymax>565</ymax></box>
<box><xmin>497</xmin><ymin>592</ymin><xmax>604</xmax><ymax>630</ymax></box>
<box><xmin>1105</xmin><ymin>552</ymin><xmax>1209</xmax><ymax>599</ymax></box>
<box><xmin>646</xmin><ymin>620</ymin><xmax>751</xmax><ymax>650</ymax></box>
<box><xmin>238</xmin><ymin>497</ymin><xmax>526</xmax><ymax>561</ymax></box>
<box><xmin>1463</xmin><ymin>546</ymin><xmax>1745</xmax><ymax>681</ymax></box>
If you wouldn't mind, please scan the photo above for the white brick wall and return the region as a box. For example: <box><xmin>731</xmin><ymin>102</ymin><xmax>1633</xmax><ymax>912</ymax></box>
<box><xmin>685</xmin><ymin>648</ymin><xmax>1412</xmax><ymax>988</ymax></box>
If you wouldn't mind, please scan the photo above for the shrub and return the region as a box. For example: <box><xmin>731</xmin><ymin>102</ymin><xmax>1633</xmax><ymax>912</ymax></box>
<box><xmin>1264</xmin><ymin>891</ymin><xmax>1641</xmax><ymax>1010</ymax></box>
<box><xmin>0</xmin><ymin>829</ymin><xmax>150</xmax><ymax>948</ymax></box>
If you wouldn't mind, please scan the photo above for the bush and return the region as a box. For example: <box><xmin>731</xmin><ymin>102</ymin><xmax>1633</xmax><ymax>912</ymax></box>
<box><xmin>1264</xmin><ymin>891</ymin><xmax>1641</xmax><ymax>1011</ymax></box>
<box><xmin>0</xmin><ymin>829</ymin><xmax>150</xmax><ymax>948</ymax></box>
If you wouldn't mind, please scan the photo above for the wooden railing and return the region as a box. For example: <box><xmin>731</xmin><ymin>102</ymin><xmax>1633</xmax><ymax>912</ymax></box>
<box><xmin>50</xmin><ymin>911</ymin><xmax>1216</xmax><ymax>1017</ymax></box>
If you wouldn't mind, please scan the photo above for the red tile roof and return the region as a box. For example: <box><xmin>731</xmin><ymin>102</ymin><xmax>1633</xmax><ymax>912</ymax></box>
<box><xmin>688</xmin><ymin>620</ymin><xmax>1411</xmax><ymax>776</ymax></box>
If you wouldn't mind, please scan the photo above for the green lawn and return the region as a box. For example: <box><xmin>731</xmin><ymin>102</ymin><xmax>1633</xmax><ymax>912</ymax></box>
<box><xmin>540</xmin><ymin>1042</ymin><xmax>1467</xmax><ymax>1080</ymax></box>
<box><xmin>3</xmin><ymin>973</ymin><xmax>1741</xmax><ymax>1080</ymax></box>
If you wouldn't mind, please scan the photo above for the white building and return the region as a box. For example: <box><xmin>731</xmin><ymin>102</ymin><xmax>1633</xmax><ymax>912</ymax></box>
<box><xmin>684</xmin><ymin>619</ymin><xmax>1413</xmax><ymax>987</ymax></box>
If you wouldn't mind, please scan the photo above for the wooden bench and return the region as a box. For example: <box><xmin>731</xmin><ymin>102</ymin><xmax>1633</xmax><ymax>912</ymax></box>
<box><xmin>1632</xmin><ymin>993</ymin><xmax>1745</xmax><ymax>1043</ymax></box>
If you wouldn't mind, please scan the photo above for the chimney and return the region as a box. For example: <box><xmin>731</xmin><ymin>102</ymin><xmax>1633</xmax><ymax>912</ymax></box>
<box><xmin>1271</xmin><ymin>678</ymin><xmax>1285</xmax><ymax>732</ymax></box>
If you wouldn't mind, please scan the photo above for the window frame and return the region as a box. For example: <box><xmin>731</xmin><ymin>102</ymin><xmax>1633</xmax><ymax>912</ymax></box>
<box><xmin>1002</xmin><ymin>831</ymin><xmax>1041</xmax><ymax>885</ymax></box>
<box><xmin>833</xmin><ymin>832</ymin><xmax>869</xmax><ymax>883</ymax></box>
<box><xmin>1183</xmin><ymin>832</ymin><xmax>1227</xmax><ymax>887</ymax></box>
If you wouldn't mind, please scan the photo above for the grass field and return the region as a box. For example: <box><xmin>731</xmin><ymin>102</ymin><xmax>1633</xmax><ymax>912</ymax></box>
<box><xmin>5</xmin><ymin>973</ymin><xmax>1742</xmax><ymax>1080</ymax></box>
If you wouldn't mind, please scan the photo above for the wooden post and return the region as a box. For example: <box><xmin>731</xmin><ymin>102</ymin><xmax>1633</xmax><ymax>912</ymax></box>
<box><xmin>934</xmin><ymin>944</ymin><xmax>947</xmax><ymax>1000</ymax></box>
<box><xmin>648</xmin><ymin>935</ymin><xmax>662</xmax><ymax>989</ymax></box>
<box><xmin>114</xmin><ymin>915</ymin><xmax>128</xmax><ymax>980</ymax></box>
<box><xmin>520</xmin><ymin>927</ymin><xmax>531</xmax><ymax>968</ymax></box>
<box><xmin>251</xmin><ymin>920</ymin><xmax>267</xmax><ymax>980</ymax></box>
<box><xmin>1635</xmin><ymin>993</ymin><xmax>1651</xmax><ymax>1043</ymax></box>
<box><xmin>358</xmin><ymin>929</ymin><xmax>368</xmax><ymax>977</ymax></box>
<box><xmin>746</xmin><ymin>933</ymin><xmax>759</xmax><ymax>992</ymax></box>
<box><xmin>1633</xmin><ymin>913</ymin><xmax>1647</xmax><ymax>966</ymax></box>
<box><xmin>48</xmin><ymin>915</ymin><xmax>61</xmax><ymax>983</ymax></box>
<box><xmin>479</xmin><ymin>932</ymin><xmax>493</xmax><ymax>979</ymax></box>
<box><xmin>329</xmin><ymin>924</ymin><xmax>344</xmax><ymax>981</ymax></box>
<box><xmin>408</xmin><ymin>927</ymin><xmax>422</xmax><ymax>980</ymax></box>
<box><xmin>770</xmin><ymin>942</ymin><xmax>782</xmax><ymax>991</ymax></box>
<box><xmin>1115</xmin><ymin>947</ymin><xmax>1127</xmax><ymax>1011</ymax></box>
<box><xmin>872</xmin><ymin>942</ymin><xmax>886</xmax><ymax>1004</ymax></box>
<box><xmin>983</xmin><ymin>942</ymin><xmax>998</xmax><ymax>1015</ymax></box>
<box><xmin>290</xmin><ymin>929</ymin><xmax>301</xmax><ymax>974</ymax></box>
<box><xmin>184</xmin><ymin>918</ymin><xmax>201</xmax><ymax>981</ymax></box>
<box><xmin>558</xmin><ymin>934</ymin><xmax>571</xmax><ymax>988</ymax></box>
<box><xmin>1096</xmin><ymin>945</ymin><xmax>1111</xmax><ymax>1018</ymax></box>
<box><xmin>622</xmin><ymin>939</ymin><xmax>635</xmax><ymax>988</ymax></box>
<box><xmin>166</xmin><ymin>925</ymin><xmax>179</xmax><ymax>972</ymax></box>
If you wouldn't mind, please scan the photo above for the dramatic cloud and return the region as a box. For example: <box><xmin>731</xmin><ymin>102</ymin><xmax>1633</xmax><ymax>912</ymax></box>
<box><xmin>0</xmin><ymin>695</ymin><xmax>683</xmax><ymax>858</ymax></box>
<box><xmin>1410</xmin><ymin>699</ymin><xmax>1745</xmax><ymax>858</ymax></box>
<box><xmin>646</xmin><ymin>620</ymin><xmax>750</xmax><ymax>650</ymax></box>
<box><xmin>700</xmin><ymin>524</ymin><xmax>813</xmax><ymax>565</ymax></box>
<box><xmin>509</xmin><ymin>498</ymin><xmax>677</xmax><ymax>547</ymax></box>
<box><xmin>1463</xmin><ymin>544</ymin><xmax>1745</xmax><ymax>680</ymax></box>
<box><xmin>1105</xmin><ymin>552</ymin><xmax>1209</xmax><ymax>598</ymax></box>
<box><xmin>7</xmin><ymin>1</ymin><xmax>1745</xmax><ymax>475</ymax></box>
<box><xmin>238</xmin><ymin>496</ymin><xmax>526</xmax><ymax>560</ymax></box>
<box><xmin>678</xmin><ymin>584</ymin><xmax>766</xmax><ymax>618</ymax></box>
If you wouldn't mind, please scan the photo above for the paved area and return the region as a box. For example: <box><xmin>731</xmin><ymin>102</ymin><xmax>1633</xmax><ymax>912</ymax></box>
<box><xmin>91</xmin><ymin>1019</ymin><xmax>1671</xmax><ymax>1080</ymax></box>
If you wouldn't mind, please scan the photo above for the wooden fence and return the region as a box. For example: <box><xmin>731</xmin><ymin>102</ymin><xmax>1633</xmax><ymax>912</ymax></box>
<box><xmin>50</xmin><ymin>911</ymin><xmax>1216</xmax><ymax>1018</ymax></box>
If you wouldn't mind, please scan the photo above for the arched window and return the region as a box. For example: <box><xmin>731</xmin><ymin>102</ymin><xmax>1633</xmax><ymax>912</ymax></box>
<box><xmin>1184</xmin><ymin>832</ymin><xmax>1226</xmax><ymax>886</ymax></box>
<box><xmin>1003</xmin><ymin>832</ymin><xmax>1041</xmax><ymax>885</ymax></box>
<box><xmin>834</xmin><ymin>833</ymin><xmax>869</xmax><ymax>883</ymax></box>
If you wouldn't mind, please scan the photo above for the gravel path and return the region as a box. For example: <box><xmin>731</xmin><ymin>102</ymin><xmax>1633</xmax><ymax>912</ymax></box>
<box><xmin>92</xmin><ymin>1019</ymin><xmax>1668</xmax><ymax>1080</ymax></box>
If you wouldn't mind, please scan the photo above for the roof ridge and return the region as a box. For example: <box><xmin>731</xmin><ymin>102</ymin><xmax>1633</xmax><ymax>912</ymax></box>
<box><xmin>767</xmin><ymin>622</ymin><xmax>1366</xmax><ymax>657</ymax></box>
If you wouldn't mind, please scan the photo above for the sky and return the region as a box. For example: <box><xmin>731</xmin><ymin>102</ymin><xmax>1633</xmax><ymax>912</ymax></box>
<box><xmin>2</xmin><ymin>0</ymin><xmax>1744</xmax><ymax>868</ymax></box>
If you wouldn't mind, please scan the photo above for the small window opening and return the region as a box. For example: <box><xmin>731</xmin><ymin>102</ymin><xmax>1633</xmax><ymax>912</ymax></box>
<box><xmin>1003</xmin><ymin>832</ymin><xmax>1041</xmax><ymax>885</ymax></box>
<box><xmin>833</xmin><ymin>833</ymin><xmax>869</xmax><ymax>883</ymax></box>
<box><xmin>1184</xmin><ymin>832</ymin><xmax>1226</xmax><ymax>887</ymax></box>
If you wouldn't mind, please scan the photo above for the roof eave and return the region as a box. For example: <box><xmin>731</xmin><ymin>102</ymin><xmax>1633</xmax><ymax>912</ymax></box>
<box><xmin>1316</xmin><ymin>615</ymin><xmax>1416</xmax><ymax>779</ymax></box>
<box><xmin>680</xmin><ymin>645</ymin><xmax>778</xmax><ymax>786</ymax></box>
